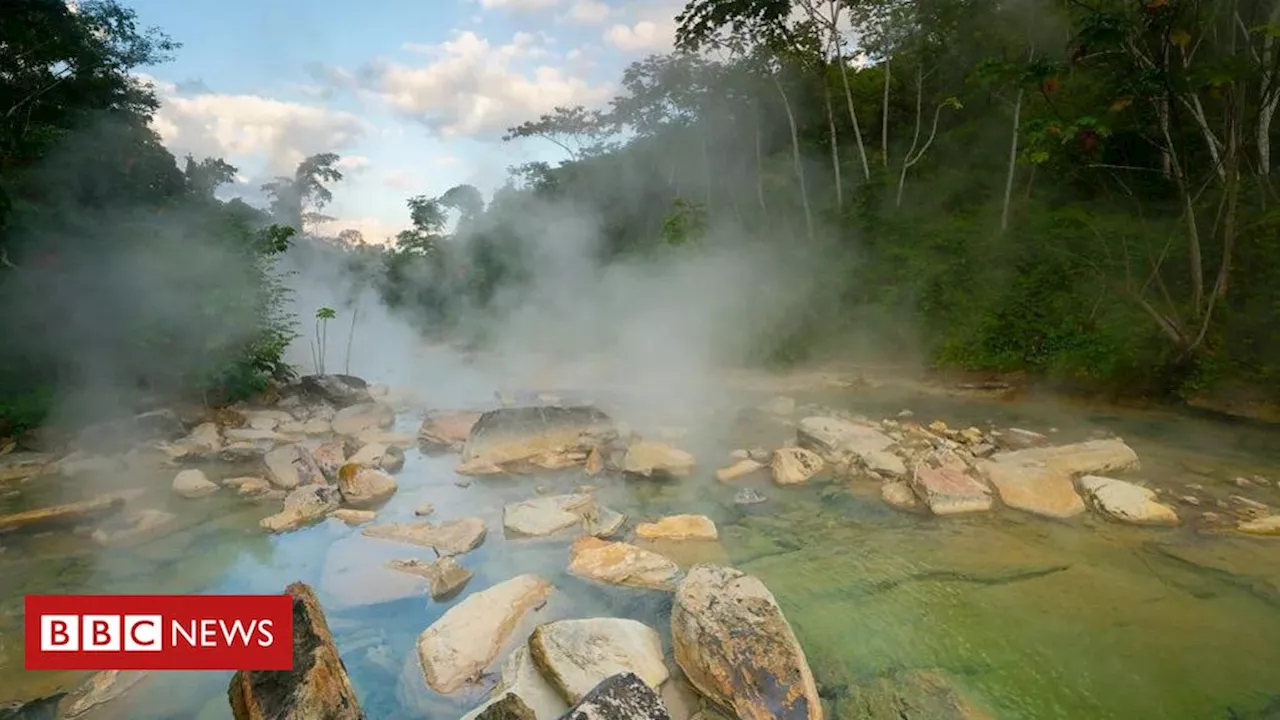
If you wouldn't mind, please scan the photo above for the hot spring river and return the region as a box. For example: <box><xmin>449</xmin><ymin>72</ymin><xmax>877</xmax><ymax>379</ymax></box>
<box><xmin>1</xmin><ymin>376</ymin><xmax>1279</xmax><ymax>719</ymax></box>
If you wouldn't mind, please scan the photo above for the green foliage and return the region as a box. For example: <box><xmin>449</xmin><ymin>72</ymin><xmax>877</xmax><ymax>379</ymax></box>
<box><xmin>660</xmin><ymin>198</ymin><xmax>708</xmax><ymax>246</ymax></box>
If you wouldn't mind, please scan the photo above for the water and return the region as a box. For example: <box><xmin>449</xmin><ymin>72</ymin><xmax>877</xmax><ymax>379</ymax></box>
<box><xmin>1</xmin><ymin>377</ymin><xmax>1279</xmax><ymax>719</ymax></box>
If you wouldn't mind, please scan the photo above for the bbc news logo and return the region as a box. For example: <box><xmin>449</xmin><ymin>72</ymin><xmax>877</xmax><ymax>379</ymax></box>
<box><xmin>25</xmin><ymin>594</ymin><xmax>293</xmax><ymax>671</ymax></box>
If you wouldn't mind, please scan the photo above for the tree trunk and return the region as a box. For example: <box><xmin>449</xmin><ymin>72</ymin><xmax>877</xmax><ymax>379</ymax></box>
<box><xmin>754</xmin><ymin>101</ymin><xmax>768</xmax><ymax>216</ymax></box>
<box><xmin>830</xmin><ymin>0</ymin><xmax>870</xmax><ymax>180</ymax></box>
<box><xmin>1000</xmin><ymin>88</ymin><xmax>1024</xmax><ymax>233</ymax></box>
<box><xmin>824</xmin><ymin>85</ymin><xmax>844</xmax><ymax>209</ymax></box>
<box><xmin>773</xmin><ymin>74</ymin><xmax>815</xmax><ymax>242</ymax></box>
<box><xmin>881</xmin><ymin>59</ymin><xmax>891</xmax><ymax>167</ymax></box>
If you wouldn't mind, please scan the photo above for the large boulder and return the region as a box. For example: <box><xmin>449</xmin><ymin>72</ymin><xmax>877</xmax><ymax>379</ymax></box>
<box><xmin>461</xmin><ymin>406</ymin><xmax>614</xmax><ymax>469</ymax></box>
<box><xmin>770</xmin><ymin>448</ymin><xmax>824</xmax><ymax>485</ymax></box>
<box><xmin>336</xmin><ymin>464</ymin><xmax>397</xmax><ymax>508</ymax></box>
<box><xmin>363</xmin><ymin>518</ymin><xmax>488</xmax><ymax>556</ymax></box>
<box><xmin>459</xmin><ymin>646</ymin><xmax>567</xmax><ymax>720</ymax></box>
<box><xmin>264</xmin><ymin>445</ymin><xmax>325</xmax><ymax>490</ymax></box>
<box><xmin>418</xmin><ymin>410</ymin><xmax>484</xmax><ymax>453</ymax></box>
<box><xmin>331</xmin><ymin>403</ymin><xmax>396</xmax><ymax>438</ymax></box>
<box><xmin>228</xmin><ymin>582</ymin><xmax>364</xmax><ymax>719</ymax></box>
<box><xmin>568</xmin><ymin>536</ymin><xmax>681</xmax><ymax>591</ymax></box>
<box><xmin>671</xmin><ymin>564</ymin><xmax>822</xmax><ymax>720</ymax></box>
<box><xmin>416</xmin><ymin>574</ymin><xmax>553</xmax><ymax>694</ymax></box>
<box><xmin>299</xmin><ymin>374</ymin><xmax>372</xmax><ymax>409</ymax></box>
<box><xmin>529</xmin><ymin>618</ymin><xmax>669</xmax><ymax>704</ymax></box>
<box><xmin>260</xmin><ymin>485</ymin><xmax>340</xmax><ymax>534</ymax></box>
<box><xmin>558</xmin><ymin>673</ymin><xmax>672</xmax><ymax>720</ymax></box>
<box><xmin>1078</xmin><ymin>476</ymin><xmax>1178</xmax><ymax>526</ymax></box>
<box><xmin>910</xmin><ymin>458</ymin><xmax>993</xmax><ymax>516</ymax></box>
<box><xmin>978</xmin><ymin>439</ymin><xmax>1139</xmax><ymax>519</ymax></box>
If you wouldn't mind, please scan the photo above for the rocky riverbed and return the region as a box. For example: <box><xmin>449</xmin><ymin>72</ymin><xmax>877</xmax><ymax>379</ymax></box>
<box><xmin>0</xmin><ymin>368</ymin><xmax>1278</xmax><ymax>719</ymax></box>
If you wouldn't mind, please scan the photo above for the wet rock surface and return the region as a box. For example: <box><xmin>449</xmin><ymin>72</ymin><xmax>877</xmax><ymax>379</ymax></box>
<box><xmin>363</xmin><ymin>517</ymin><xmax>488</xmax><ymax>555</ymax></box>
<box><xmin>558</xmin><ymin>672</ymin><xmax>672</xmax><ymax>720</ymax></box>
<box><xmin>568</xmin><ymin>536</ymin><xmax>682</xmax><ymax>591</ymax></box>
<box><xmin>529</xmin><ymin>618</ymin><xmax>669</xmax><ymax>704</ymax></box>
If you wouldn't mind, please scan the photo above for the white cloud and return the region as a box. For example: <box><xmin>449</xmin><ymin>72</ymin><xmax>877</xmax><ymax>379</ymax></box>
<box><xmin>139</xmin><ymin>74</ymin><xmax>370</xmax><ymax>175</ymax></box>
<box><xmin>312</xmin><ymin>216</ymin><xmax>405</xmax><ymax>246</ymax></box>
<box><xmin>475</xmin><ymin>0</ymin><xmax>565</xmax><ymax>9</ymax></box>
<box><xmin>604</xmin><ymin>19</ymin><xmax>674</xmax><ymax>52</ymax></box>
<box><xmin>565</xmin><ymin>0</ymin><xmax>610</xmax><ymax>24</ymax></box>
<box><xmin>337</xmin><ymin>31</ymin><xmax>613</xmax><ymax>138</ymax></box>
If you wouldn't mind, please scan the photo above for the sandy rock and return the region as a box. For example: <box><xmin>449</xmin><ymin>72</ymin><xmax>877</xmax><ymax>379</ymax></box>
<box><xmin>260</xmin><ymin>485</ymin><xmax>340</xmax><ymax>534</ymax></box>
<box><xmin>0</xmin><ymin>451</ymin><xmax>56</xmax><ymax>483</ymax></box>
<box><xmin>569</xmin><ymin>536</ymin><xmax>681</xmax><ymax>591</ymax></box>
<box><xmin>363</xmin><ymin>517</ymin><xmax>488</xmax><ymax>555</ymax></box>
<box><xmin>797</xmin><ymin>416</ymin><xmax>894</xmax><ymax>462</ymax></box>
<box><xmin>623</xmin><ymin>442</ymin><xmax>695</xmax><ymax>478</ymax></box>
<box><xmin>303</xmin><ymin>418</ymin><xmax>332</xmax><ymax>435</ymax></box>
<box><xmin>229</xmin><ymin>581</ymin><xmax>364</xmax><ymax>720</ymax></box>
<box><xmin>388</xmin><ymin>556</ymin><xmax>474</xmax><ymax>600</ymax></box>
<box><xmin>263</xmin><ymin>445</ymin><xmax>325</xmax><ymax>490</ymax></box>
<box><xmin>172</xmin><ymin>468</ymin><xmax>218</xmax><ymax>499</ymax></box>
<box><xmin>332</xmin><ymin>509</ymin><xmax>376</xmax><ymax>525</ymax></box>
<box><xmin>717</xmin><ymin>459</ymin><xmax>764</xmax><ymax>483</ymax></box>
<box><xmin>581</xmin><ymin>505</ymin><xmax>627</xmax><ymax>538</ymax></box>
<box><xmin>462</xmin><ymin>406</ymin><xmax>614</xmax><ymax>468</ymax></box>
<box><xmin>460</xmin><ymin>646</ymin><xmax>568</xmax><ymax>720</ymax></box>
<box><xmin>504</xmin><ymin>494</ymin><xmax>597</xmax><ymax>538</ymax></box>
<box><xmin>671</xmin><ymin>564</ymin><xmax>822</xmax><ymax>720</ymax></box>
<box><xmin>92</xmin><ymin>508</ymin><xmax>176</xmax><ymax>547</ymax></box>
<box><xmin>414</xmin><ymin>503</ymin><xmax>435</xmax><ymax>517</ymax></box>
<box><xmin>771</xmin><ymin>448</ymin><xmax>824</xmax><ymax>485</ymax></box>
<box><xmin>356</xmin><ymin>429</ymin><xmax>417</xmax><ymax>448</ymax></box>
<box><xmin>331</xmin><ymin>402</ymin><xmax>396</xmax><ymax>437</ymax></box>
<box><xmin>348</xmin><ymin>442</ymin><xmax>388</xmax><ymax>468</ymax></box>
<box><xmin>881</xmin><ymin>481</ymin><xmax>923</xmax><ymax>512</ymax></box>
<box><xmin>863</xmin><ymin>450</ymin><xmax>908</xmax><ymax>478</ymax></box>
<box><xmin>416</xmin><ymin>574</ymin><xmax>553</xmax><ymax>694</ymax></box>
<box><xmin>635</xmin><ymin>515</ymin><xmax>718</xmax><ymax>541</ymax></box>
<box><xmin>336</xmin><ymin>463</ymin><xmax>398</xmax><ymax>508</ymax></box>
<box><xmin>1237</xmin><ymin>515</ymin><xmax>1280</xmax><ymax>536</ymax></box>
<box><xmin>559</xmin><ymin>673</ymin><xmax>672</xmax><ymax>720</ymax></box>
<box><xmin>910</xmin><ymin>461</ymin><xmax>993</xmax><ymax>516</ymax></box>
<box><xmin>63</xmin><ymin>670</ymin><xmax>148</xmax><ymax>719</ymax></box>
<box><xmin>585</xmin><ymin>446</ymin><xmax>606</xmax><ymax>476</ymax></box>
<box><xmin>224</xmin><ymin>428</ymin><xmax>284</xmax><ymax>443</ymax></box>
<box><xmin>529</xmin><ymin>618</ymin><xmax>670</xmax><ymax>704</ymax></box>
<box><xmin>418</xmin><ymin>411</ymin><xmax>483</xmax><ymax>454</ymax></box>
<box><xmin>0</xmin><ymin>493</ymin><xmax>127</xmax><ymax>534</ymax></box>
<box><xmin>980</xmin><ymin>438</ymin><xmax>1139</xmax><ymax>517</ymax></box>
<box><xmin>163</xmin><ymin>422</ymin><xmax>221</xmax><ymax>460</ymax></box>
<box><xmin>299</xmin><ymin>374</ymin><xmax>372</xmax><ymax>409</ymax></box>
<box><xmin>995</xmin><ymin>427</ymin><xmax>1049</xmax><ymax>450</ymax></box>
<box><xmin>312</xmin><ymin>440</ymin><xmax>350</xmax><ymax>482</ymax></box>
<box><xmin>1078</xmin><ymin>475</ymin><xmax>1179</xmax><ymax>526</ymax></box>
<box><xmin>223</xmin><ymin>476</ymin><xmax>273</xmax><ymax>498</ymax></box>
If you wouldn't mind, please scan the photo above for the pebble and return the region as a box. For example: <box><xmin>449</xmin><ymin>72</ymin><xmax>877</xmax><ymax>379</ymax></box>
<box><xmin>455</xmin><ymin>479</ymin><xmax>471</xmax><ymax>488</ymax></box>
<box><xmin>414</xmin><ymin>503</ymin><xmax>435</xmax><ymax>517</ymax></box>
<box><xmin>733</xmin><ymin>488</ymin><xmax>767</xmax><ymax>505</ymax></box>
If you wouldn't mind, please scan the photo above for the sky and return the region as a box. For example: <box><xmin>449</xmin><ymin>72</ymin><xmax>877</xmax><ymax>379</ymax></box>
<box><xmin>125</xmin><ymin>0</ymin><xmax>685</xmax><ymax>244</ymax></box>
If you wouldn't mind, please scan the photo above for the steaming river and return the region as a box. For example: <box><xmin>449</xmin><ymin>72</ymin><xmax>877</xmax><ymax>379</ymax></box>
<box><xmin>2</xmin><ymin>375</ymin><xmax>1279</xmax><ymax>719</ymax></box>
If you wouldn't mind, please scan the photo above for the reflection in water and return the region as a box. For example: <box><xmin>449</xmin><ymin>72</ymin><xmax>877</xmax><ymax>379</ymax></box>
<box><xmin>1</xmin><ymin>385</ymin><xmax>1279</xmax><ymax>719</ymax></box>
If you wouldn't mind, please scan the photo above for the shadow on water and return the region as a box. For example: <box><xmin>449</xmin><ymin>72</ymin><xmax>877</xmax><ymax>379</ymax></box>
<box><xmin>1</xmin><ymin>380</ymin><xmax>1279</xmax><ymax>719</ymax></box>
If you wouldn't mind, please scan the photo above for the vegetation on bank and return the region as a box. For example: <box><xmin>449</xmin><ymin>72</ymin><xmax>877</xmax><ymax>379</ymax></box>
<box><xmin>2</xmin><ymin>0</ymin><xmax>1278</xmax><ymax>432</ymax></box>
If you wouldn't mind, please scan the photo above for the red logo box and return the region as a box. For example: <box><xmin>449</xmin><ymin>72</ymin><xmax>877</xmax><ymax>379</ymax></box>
<box><xmin>25</xmin><ymin>594</ymin><xmax>293</xmax><ymax>671</ymax></box>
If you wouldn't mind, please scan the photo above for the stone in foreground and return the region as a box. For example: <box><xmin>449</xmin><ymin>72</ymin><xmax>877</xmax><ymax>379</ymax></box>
<box><xmin>770</xmin><ymin>447</ymin><xmax>824</xmax><ymax>485</ymax></box>
<box><xmin>910</xmin><ymin>462</ymin><xmax>993</xmax><ymax>516</ymax></box>
<box><xmin>622</xmin><ymin>441</ymin><xmax>695</xmax><ymax>478</ymax></box>
<box><xmin>978</xmin><ymin>438</ymin><xmax>1139</xmax><ymax>519</ymax></box>
<box><xmin>336</xmin><ymin>464</ymin><xmax>398</xmax><ymax>508</ymax></box>
<box><xmin>1238</xmin><ymin>515</ymin><xmax>1280</xmax><ymax>536</ymax></box>
<box><xmin>716</xmin><ymin>459</ymin><xmax>764</xmax><ymax>483</ymax></box>
<box><xmin>172</xmin><ymin>469</ymin><xmax>219</xmax><ymax>498</ymax></box>
<box><xmin>503</xmin><ymin>494</ymin><xmax>597</xmax><ymax>538</ymax></box>
<box><xmin>1078</xmin><ymin>476</ymin><xmax>1179</xmax><ymax>526</ymax></box>
<box><xmin>568</xmin><ymin>536</ymin><xmax>681</xmax><ymax>591</ymax></box>
<box><xmin>635</xmin><ymin>515</ymin><xmax>718</xmax><ymax>541</ymax></box>
<box><xmin>387</xmin><ymin>557</ymin><xmax>473</xmax><ymax>600</ymax></box>
<box><xmin>0</xmin><ymin>494</ymin><xmax>127</xmax><ymax>534</ymax></box>
<box><xmin>416</xmin><ymin>574</ymin><xmax>553</xmax><ymax>694</ymax></box>
<box><xmin>363</xmin><ymin>518</ymin><xmax>487</xmax><ymax>555</ymax></box>
<box><xmin>261</xmin><ymin>486</ymin><xmax>340</xmax><ymax>534</ymax></box>
<box><xmin>671</xmin><ymin>564</ymin><xmax>822</xmax><ymax>720</ymax></box>
<box><xmin>228</xmin><ymin>581</ymin><xmax>364</xmax><ymax>720</ymax></box>
<box><xmin>459</xmin><ymin>646</ymin><xmax>567</xmax><ymax>720</ymax></box>
<box><xmin>461</xmin><ymin>406</ymin><xmax>613</xmax><ymax>468</ymax></box>
<box><xmin>529</xmin><ymin>618</ymin><xmax>669</xmax><ymax>704</ymax></box>
<box><xmin>558</xmin><ymin>672</ymin><xmax>671</xmax><ymax>720</ymax></box>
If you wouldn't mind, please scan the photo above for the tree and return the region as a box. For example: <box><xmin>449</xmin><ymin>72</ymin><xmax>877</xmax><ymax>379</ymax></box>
<box><xmin>184</xmin><ymin>155</ymin><xmax>238</xmax><ymax>199</ymax></box>
<box><xmin>261</xmin><ymin>152</ymin><xmax>344</xmax><ymax>230</ymax></box>
<box><xmin>502</xmin><ymin>105</ymin><xmax>618</xmax><ymax>161</ymax></box>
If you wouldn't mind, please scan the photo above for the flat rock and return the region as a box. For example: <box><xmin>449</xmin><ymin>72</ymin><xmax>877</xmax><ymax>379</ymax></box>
<box><xmin>581</xmin><ymin>505</ymin><xmax>627</xmax><ymax>538</ymax></box>
<box><xmin>416</xmin><ymin>574</ymin><xmax>553</xmax><ymax>694</ymax></box>
<box><xmin>299</xmin><ymin>374</ymin><xmax>372</xmax><ymax>409</ymax></box>
<box><xmin>312</xmin><ymin>440</ymin><xmax>350</xmax><ymax>482</ymax></box>
<box><xmin>863</xmin><ymin>450</ymin><xmax>908</xmax><ymax>478</ymax></box>
<box><xmin>336</xmin><ymin>464</ymin><xmax>398</xmax><ymax>508</ymax></box>
<box><xmin>671</xmin><ymin>564</ymin><xmax>822</xmax><ymax>720</ymax></box>
<box><xmin>260</xmin><ymin>485</ymin><xmax>340</xmax><ymax>534</ymax></box>
<box><xmin>559</xmin><ymin>672</ymin><xmax>671</xmax><ymax>720</ymax></box>
<box><xmin>226</xmin><ymin>476</ymin><xmax>273</xmax><ymax>498</ymax></box>
<box><xmin>331</xmin><ymin>402</ymin><xmax>396</xmax><ymax>437</ymax></box>
<box><xmin>715</xmin><ymin>459</ymin><xmax>764</xmax><ymax>483</ymax></box>
<box><xmin>797</xmin><ymin>416</ymin><xmax>894</xmax><ymax>461</ymax></box>
<box><xmin>530</xmin><ymin>618</ymin><xmax>669</xmax><ymax>704</ymax></box>
<box><xmin>0</xmin><ymin>452</ymin><xmax>56</xmax><ymax>483</ymax></box>
<box><xmin>388</xmin><ymin>557</ymin><xmax>473</xmax><ymax>600</ymax></box>
<box><xmin>363</xmin><ymin>517</ymin><xmax>487</xmax><ymax>555</ymax></box>
<box><xmin>568</xmin><ymin>536</ymin><xmax>681</xmax><ymax>591</ymax></box>
<box><xmin>462</xmin><ymin>406</ymin><xmax>614</xmax><ymax>467</ymax></box>
<box><xmin>228</xmin><ymin>581</ymin><xmax>364</xmax><ymax>719</ymax></box>
<box><xmin>771</xmin><ymin>447</ymin><xmax>824</xmax><ymax>485</ymax></box>
<box><xmin>419</xmin><ymin>411</ymin><xmax>484</xmax><ymax>453</ymax></box>
<box><xmin>881</xmin><ymin>481</ymin><xmax>923</xmax><ymax>512</ymax></box>
<box><xmin>504</xmin><ymin>494</ymin><xmax>597</xmax><ymax>538</ymax></box>
<box><xmin>172</xmin><ymin>469</ymin><xmax>218</xmax><ymax>499</ymax></box>
<box><xmin>635</xmin><ymin>515</ymin><xmax>718</xmax><ymax>541</ymax></box>
<box><xmin>1078</xmin><ymin>476</ymin><xmax>1179</xmax><ymax>526</ymax></box>
<box><xmin>92</xmin><ymin>508</ymin><xmax>177</xmax><ymax>546</ymax></box>
<box><xmin>63</xmin><ymin>670</ymin><xmax>147</xmax><ymax>719</ymax></box>
<box><xmin>264</xmin><ymin>445</ymin><xmax>325</xmax><ymax>490</ymax></box>
<box><xmin>978</xmin><ymin>439</ymin><xmax>1139</xmax><ymax>519</ymax></box>
<box><xmin>0</xmin><ymin>493</ymin><xmax>127</xmax><ymax>534</ymax></box>
<box><xmin>911</xmin><ymin>461</ymin><xmax>993</xmax><ymax>516</ymax></box>
<box><xmin>460</xmin><ymin>646</ymin><xmax>568</xmax><ymax>720</ymax></box>
<box><xmin>332</xmin><ymin>509</ymin><xmax>376</xmax><ymax>525</ymax></box>
<box><xmin>623</xmin><ymin>442</ymin><xmax>695</xmax><ymax>478</ymax></box>
<box><xmin>1238</xmin><ymin>515</ymin><xmax>1280</xmax><ymax>536</ymax></box>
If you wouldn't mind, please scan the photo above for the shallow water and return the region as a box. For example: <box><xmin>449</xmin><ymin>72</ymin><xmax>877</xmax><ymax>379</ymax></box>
<box><xmin>1</xmin><ymin>380</ymin><xmax>1279</xmax><ymax>719</ymax></box>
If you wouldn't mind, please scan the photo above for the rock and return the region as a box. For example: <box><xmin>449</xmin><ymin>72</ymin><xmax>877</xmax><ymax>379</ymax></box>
<box><xmin>671</xmin><ymin>565</ymin><xmax>821</xmax><ymax>720</ymax></box>
<box><xmin>995</xmin><ymin>427</ymin><xmax>1049</xmax><ymax>450</ymax></box>
<box><xmin>387</xmin><ymin>557</ymin><xmax>473</xmax><ymax>600</ymax></box>
<box><xmin>734</xmin><ymin>488</ymin><xmax>768</xmax><ymax>505</ymax></box>
<box><xmin>881</xmin><ymin>481</ymin><xmax>923</xmax><ymax>512</ymax></box>
<box><xmin>0</xmin><ymin>493</ymin><xmax>127</xmax><ymax>534</ymax></box>
<box><xmin>312</xmin><ymin>440</ymin><xmax>350</xmax><ymax>482</ymax></box>
<box><xmin>92</xmin><ymin>508</ymin><xmax>176</xmax><ymax>546</ymax></box>
<box><xmin>462</xmin><ymin>406</ymin><xmax>614</xmax><ymax>468</ymax></box>
<box><xmin>336</xmin><ymin>464</ymin><xmax>397</xmax><ymax>508</ymax></box>
<box><xmin>379</xmin><ymin>446</ymin><xmax>406</xmax><ymax>473</ymax></box>
<box><xmin>797</xmin><ymin>416</ymin><xmax>894</xmax><ymax>463</ymax></box>
<box><xmin>504</xmin><ymin>494</ymin><xmax>597</xmax><ymax>538</ymax></box>
<box><xmin>362</xmin><ymin>517</ymin><xmax>487</xmax><ymax>555</ymax></box>
<box><xmin>225</xmin><ymin>476</ymin><xmax>273</xmax><ymax>497</ymax></box>
<box><xmin>581</xmin><ymin>505</ymin><xmax>627</xmax><ymax>538</ymax></box>
<box><xmin>260</xmin><ymin>485</ymin><xmax>341</xmax><ymax>534</ymax></box>
<box><xmin>302</xmin><ymin>418</ymin><xmax>332</xmax><ymax>436</ymax></box>
<box><xmin>863</xmin><ymin>450</ymin><xmax>907</xmax><ymax>478</ymax></box>
<box><xmin>172</xmin><ymin>469</ymin><xmax>218</xmax><ymax>499</ymax></box>
<box><xmin>1237</xmin><ymin>515</ymin><xmax>1280</xmax><ymax>536</ymax></box>
<box><xmin>623</xmin><ymin>442</ymin><xmax>695</xmax><ymax>478</ymax></box>
<box><xmin>332</xmin><ymin>509</ymin><xmax>376</xmax><ymax>525</ymax></box>
<box><xmin>635</xmin><ymin>515</ymin><xmax>718</xmax><ymax>541</ymax></box>
<box><xmin>331</xmin><ymin>403</ymin><xmax>396</xmax><ymax>438</ymax></box>
<box><xmin>224</xmin><ymin>428</ymin><xmax>285</xmax><ymax>443</ymax></box>
<box><xmin>347</xmin><ymin>442</ymin><xmax>387</xmax><ymax>467</ymax></box>
<box><xmin>55</xmin><ymin>451</ymin><xmax>126</xmax><ymax>477</ymax></box>
<box><xmin>569</xmin><ymin>536</ymin><xmax>681</xmax><ymax>591</ymax></box>
<box><xmin>715</xmin><ymin>459</ymin><xmax>764</xmax><ymax>483</ymax></box>
<box><xmin>0</xmin><ymin>693</ymin><xmax>66</xmax><ymax>720</ymax></box>
<box><xmin>910</xmin><ymin>460</ymin><xmax>993</xmax><ymax>516</ymax></box>
<box><xmin>558</xmin><ymin>673</ymin><xmax>671</xmax><ymax>720</ymax></box>
<box><xmin>529</xmin><ymin>619</ymin><xmax>669</xmax><ymax>704</ymax></box>
<box><xmin>747</xmin><ymin>447</ymin><xmax>771</xmax><ymax>463</ymax></box>
<box><xmin>63</xmin><ymin>670</ymin><xmax>147</xmax><ymax>719</ymax></box>
<box><xmin>459</xmin><ymin>646</ymin><xmax>567</xmax><ymax>720</ymax></box>
<box><xmin>585</xmin><ymin>446</ymin><xmax>606</xmax><ymax>476</ymax></box>
<box><xmin>299</xmin><ymin>374</ymin><xmax>372</xmax><ymax>409</ymax></box>
<box><xmin>416</xmin><ymin>574</ymin><xmax>553</xmax><ymax>694</ymax></box>
<box><xmin>770</xmin><ymin>447</ymin><xmax>824</xmax><ymax>485</ymax></box>
<box><xmin>357</xmin><ymin>429</ymin><xmax>416</xmax><ymax>448</ymax></box>
<box><xmin>228</xmin><ymin>581</ymin><xmax>364</xmax><ymax>719</ymax></box>
<box><xmin>264</xmin><ymin>445</ymin><xmax>325</xmax><ymax>490</ymax></box>
<box><xmin>418</xmin><ymin>411</ymin><xmax>484</xmax><ymax>453</ymax></box>
<box><xmin>414</xmin><ymin>503</ymin><xmax>435</xmax><ymax>517</ymax></box>
<box><xmin>729</xmin><ymin>449</ymin><xmax>750</xmax><ymax>460</ymax></box>
<box><xmin>1078</xmin><ymin>475</ymin><xmax>1179</xmax><ymax>526</ymax></box>
<box><xmin>0</xmin><ymin>451</ymin><xmax>56</xmax><ymax>483</ymax></box>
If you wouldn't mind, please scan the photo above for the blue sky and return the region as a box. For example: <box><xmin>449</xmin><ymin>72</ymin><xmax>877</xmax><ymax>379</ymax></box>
<box><xmin>124</xmin><ymin>0</ymin><xmax>682</xmax><ymax>243</ymax></box>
